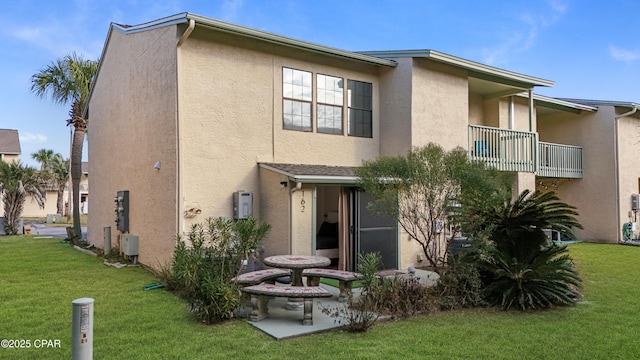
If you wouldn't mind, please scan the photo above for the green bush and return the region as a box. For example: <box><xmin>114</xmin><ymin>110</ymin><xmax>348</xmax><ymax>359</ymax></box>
<box><xmin>434</xmin><ymin>253</ymin><xmax>486</xmax><ymax>310</ymax></box>
<box><xmin>482</xmin><ymin>243</ymin><xmax>582</xmax><ymax>310</ymax></box>
<box><xmin>161</xmin><ymin>217</ymin><xmax>270</xmax><ymax>324</ymax></box>
<box><xmin>467</xmin><ymin>190</ymin><xmax>583</xmax><ymax>310</ymax></box>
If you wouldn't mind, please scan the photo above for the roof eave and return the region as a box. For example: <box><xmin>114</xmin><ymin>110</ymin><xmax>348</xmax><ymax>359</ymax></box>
<box><xmin>111</xmin><ymin>12</ymin><xmax>397</xmax><ymax>68</ymax></box>
<box><xmin>358</xmin><ymin>49</ymin><xmax>554</xmax><ymax>88</ymax></box>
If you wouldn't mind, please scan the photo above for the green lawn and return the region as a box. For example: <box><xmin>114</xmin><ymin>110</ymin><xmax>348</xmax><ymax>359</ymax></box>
<box><xmin>1</xmin><ymin>237</ymin><xmax>640</xmax><ymax>359</ymax></box>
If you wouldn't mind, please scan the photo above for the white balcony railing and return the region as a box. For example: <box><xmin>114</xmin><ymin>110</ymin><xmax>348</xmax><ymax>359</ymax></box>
<box><xmin>468</xmin><ymin>125</ymin><xmax>537</xmax><ymax>173</ymax></box>
<box><xmin>538</xmin><ymin>142</ymin><xmax>583</xmax><ymax>178</ymax></box>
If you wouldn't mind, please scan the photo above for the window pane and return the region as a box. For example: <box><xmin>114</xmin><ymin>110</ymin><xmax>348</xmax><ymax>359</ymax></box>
<box><xmin>347</xmin><ymin>79</ymin><xmax>373</xmax><ymax>138</ymax></box>
<box><xmin>317</xmin><ymin>74</ymin><xmax>343</xmax><ymax>106</ymax></box>
<box><xmin>283</xmin><ymin>67</ymin><xmax>312</xmax><ymax>101</ymax></box>
<box><xmin>284</xmin><ymin>99</ymin><xmax>311</xmax><ymax>131</ymax></box>
<box><xmin>318</xmin><ymin>104</ymin><xmax>343</xmax><ymax>134</ymax></box>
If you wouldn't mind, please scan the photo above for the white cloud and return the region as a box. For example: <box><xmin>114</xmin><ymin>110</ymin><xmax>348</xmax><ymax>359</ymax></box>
<box><xmin>481</xmin><ymin>0</ymin><xmax>567</xmax><ymax>66</ymax></box>
<box><xmin>609</xmin><ymin>45</ymin><xmax>640</xmax><ymax>62</ymax></box>
<box><xmin>19</xmin><ymin>132</ymin><xmax>47</xmax><ymax>143</ymax></box>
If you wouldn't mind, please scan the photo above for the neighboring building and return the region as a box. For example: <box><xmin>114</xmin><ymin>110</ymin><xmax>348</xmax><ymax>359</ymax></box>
<box><xmin>0</xmin><ymin>129</ymin><xmax>21</xmax><ymax>164</ymax></box>
<box><xmin>86</xmin><ymin>12</ymin><xmax>640</xmax><ymax>270</ymax></box>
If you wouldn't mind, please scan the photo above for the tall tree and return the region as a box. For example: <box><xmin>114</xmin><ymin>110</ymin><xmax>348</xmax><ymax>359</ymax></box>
<box><xmin>356</xmin><ymin>143</ymin><xmax>512</xmax><ymax>273</ymax></box>
<box><xmin>31</xmin><ymin>148</ymin><xmax>55</xmax><ymax>171</ymax></box>
<box><xmin>0</xmin><ymin>161</ymin><xmax>46</xmax><ymax>235</ymax></box>
<box><xmin>30</xmin><ymin>53</ymin><xmax>97</xmax><ymax>243</ymax></box>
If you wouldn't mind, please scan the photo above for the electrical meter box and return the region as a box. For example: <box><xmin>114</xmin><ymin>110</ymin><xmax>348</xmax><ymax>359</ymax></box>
<box><xmin>114</xmin><ymin>190</ymin><xmax>129</xmax><ymax>232</ymax></box>
<box><xmin>233</xmin><ymin>191</ymin><xmax>253</xmax><ymax>220</ymax></box>
<box><xmin>632</xmin><ymin>194</ymin><xmax>640</xmax><ymax>211</ymax></box>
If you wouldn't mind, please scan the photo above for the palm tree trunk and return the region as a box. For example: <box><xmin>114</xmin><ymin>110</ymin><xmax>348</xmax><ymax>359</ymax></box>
<box><xmin>70</xmin><ymin>127</ymin><xmax>85</xmax><ymax>244</ymax></box>
<box><xmin>56</xmin><ymin>184</ymin><xmax>65</xmax><ymax>216</ymax></box>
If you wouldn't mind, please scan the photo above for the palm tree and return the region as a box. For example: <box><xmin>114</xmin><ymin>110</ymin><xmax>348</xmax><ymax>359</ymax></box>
<box><xmin>50</xmin><ymin>155</ymin><xmax>70</xmax><ymax>216</ymax></box>
<box><xmin>31</xmin><ymin>149</ymin><xmax>55</xmax><ymax>171</ymax></box>
<box><xmin>31</xmin><ymin>52</ymin><xmax>98</xmax><ymax>242</ymax></box>
<box><xmin>0</xmin><ymin>162</ymin><xmax>46</xmax><ymax>235</ymax></box>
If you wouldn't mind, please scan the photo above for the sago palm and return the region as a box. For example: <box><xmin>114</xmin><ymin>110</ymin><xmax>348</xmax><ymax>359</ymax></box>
<box><xmin>473</xmin><ymin>190</ymin><xmax>583</xmax><ymax>310</ymax></box>
<box><xmin>31</xmin><ymin>53</ymin><xmax>98</xmax><ymax>243</ymax></box>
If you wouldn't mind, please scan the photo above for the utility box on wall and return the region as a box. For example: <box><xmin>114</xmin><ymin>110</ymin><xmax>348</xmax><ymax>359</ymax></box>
<box><xmin>114</xmin><ymin>190</ymin><xmax>129</xmax><ymax>232</ymax></box>
<box><xmin>122</xmin><ymin>234</ymin><xmax>139</xmax><ymax>256</ymax></box>
<box><xmin>233</xmin><ymin>191</ymin><xmax>253</xmax><ymax>220</ymax></box>
<box><xmin>632</xmin><ymin>194</ymin><xmax>640</xmax><ymax>211</ymax></box>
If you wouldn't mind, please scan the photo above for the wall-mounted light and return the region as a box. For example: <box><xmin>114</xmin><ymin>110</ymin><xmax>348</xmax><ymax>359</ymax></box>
<box><xmin>153</xmin><ymin>161</ymin><xmax>161</xmax><ymax>170</ymax></box>
<box><xmin>279</xmin><ymin>181</ymin><xmax>288</xmax><ymax>188</ymax></box>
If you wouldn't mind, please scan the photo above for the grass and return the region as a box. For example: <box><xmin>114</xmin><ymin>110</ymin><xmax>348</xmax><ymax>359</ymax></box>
<box><xmin>2</xmin><ymin>238</ymin><xmax>640</xmax><ymax>359</ymax></box>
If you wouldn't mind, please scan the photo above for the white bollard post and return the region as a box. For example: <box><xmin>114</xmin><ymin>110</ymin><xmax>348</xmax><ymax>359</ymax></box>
<box><xmin>71</xmin><ymin>298</ymin><xmax>94</xmax><ymax>360</ymax></box>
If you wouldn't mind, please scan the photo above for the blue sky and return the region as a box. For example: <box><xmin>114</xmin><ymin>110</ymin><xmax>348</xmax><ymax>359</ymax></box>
<box><xmin>1</xmin><ymin>0</ymin><xmax>639</xmax><ymax>168</ymax></box>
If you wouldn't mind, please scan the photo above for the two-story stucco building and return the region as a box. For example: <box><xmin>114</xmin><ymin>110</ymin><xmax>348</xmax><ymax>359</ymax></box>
<box><xmin>86</xmin><ymin>13</ymin><xmax>640</xmax><ymax>271</ymax></box>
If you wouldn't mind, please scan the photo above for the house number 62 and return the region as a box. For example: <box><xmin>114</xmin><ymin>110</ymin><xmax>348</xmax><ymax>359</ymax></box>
<box><xmin>300</xmin><ymin>191</ymin><xmax>306</xmax><ymax>212</ymax></box>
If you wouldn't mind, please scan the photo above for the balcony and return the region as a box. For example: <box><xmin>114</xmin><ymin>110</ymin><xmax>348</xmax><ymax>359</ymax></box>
<box><xmin>468</xmin><ymin>125</ymin><xmax>537</xmax><ymax>173</ymax></box>
<box><xmin>537</xmin><ymin>142</ymin><xmax>583</xmax><ymax>178</ymax></box>
<box><xmin>468</xmin><ymin>125</ymin><xmax>583</xmax><ymax>178</ymax></box>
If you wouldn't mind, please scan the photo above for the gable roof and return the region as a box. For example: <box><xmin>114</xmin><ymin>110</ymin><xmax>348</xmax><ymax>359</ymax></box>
<box><xmin>0</xmin><ymin>129</ymin><xmax>21</xmax><ymax>155</ymax></box>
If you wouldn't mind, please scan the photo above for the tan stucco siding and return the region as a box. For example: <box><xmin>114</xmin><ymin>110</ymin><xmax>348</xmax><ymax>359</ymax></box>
<box><xmin>87</xmin><ymin>26</ymin><xmax>179</xmax><ymax>268</ymax></box>
<box><xmin>258</xmin><ymin>167</ymin><xmax>290</xmax><ymax>257</ymax></box>
<box><xmin>178</xmin><ymin>29</ymin><xmax>382</xmax><ymax>255</ymax></box>
<box><xmin>23</xmin><ymin>191</ymin><xmax>58</xmax><ymax>217</ymax></box>
<box><xmin>468</xmin><ymin>92</ymin><xmax>484</xmax><ymax>126</ymax></box>
<box><xmin>617</xmin><ymin>114</ymin><xmax>640</xmax><ymax>239</ymax></box>
<box><xmin>379</xmin><ymin>58</ymin><xmax>413</xmax><ymax>157</ymax></box>
<box><xmin>537</xmin><ymin>108</ymin><xmax>618</xmax><ymax>242</ymax></box>
<box><xmin>411</xmin><ymin>59</ymin><xmax>469</xmax><ymax>151</ymax></box>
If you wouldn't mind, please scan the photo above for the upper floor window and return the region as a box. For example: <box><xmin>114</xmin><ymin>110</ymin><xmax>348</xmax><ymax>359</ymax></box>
<box><xmin>283</xmin><ymin>67</ymin><xmax>312</xmax><ymax>131</ymax></box>
<box><xmin>348</xmin><ymin>80</ymin><xmax>372</xmax><ymax>138</ymax></box>
<box><xmin>317</xmin><ymin>74</ymin><xmax>343</xmax><ymax>135</ymax></box>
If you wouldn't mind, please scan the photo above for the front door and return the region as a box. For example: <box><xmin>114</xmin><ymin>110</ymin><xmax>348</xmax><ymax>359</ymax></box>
<box><xmin>353</xmin><ymin>190</ymin><xmax>398</xmax><ymax>270</ymax></box>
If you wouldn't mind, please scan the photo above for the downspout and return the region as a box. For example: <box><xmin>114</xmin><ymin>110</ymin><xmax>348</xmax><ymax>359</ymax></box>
<box><xmin>176</xmin><ymin>19</ymin><xmax>196</xmax><ymax>235</ymax></box>
<box><xmin>614</xmin><ymin>106</ymin><xmax>637</xmax><ymax>243</ymax></box>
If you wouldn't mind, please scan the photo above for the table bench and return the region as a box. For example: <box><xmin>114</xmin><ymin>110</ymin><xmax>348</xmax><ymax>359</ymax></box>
<box><xmin>302</xmin><ymin>268</ymin><xmax>363</xmax><ymax>302</ymax></box>
<box><xmin>240</xmin><ymin>284</ymin><xmax>332</xmax><ymax>325</ymax></box>
<box><xmin>231</xmin><ymin>268</ymin><xmax>291</xmax><ymax>286</ymax></box>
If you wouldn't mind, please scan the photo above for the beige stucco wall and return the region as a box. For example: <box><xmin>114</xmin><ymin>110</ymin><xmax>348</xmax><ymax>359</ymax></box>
<box><xmin>23</xmin><ymin>191</ymin><xmax>58</xmax><ymax>217</ymax></box>
<box><xmin>411</xmin><ymin>59</ymin><xmax>469</xmax><ymax>151</ymax></box>
<box><xmin>87</xmin><ymin>25</ymin><xmax>179</xmax><ymax>268</ymax></box>
<box><xmin>616</xmin><ymin>112</ymin><xmax>640</xmax><ymax>239</ymax></box>
<box><xmin>258</xmin><ymin>167</ymin><xmax>291</xmax><ymax>257</ymax></box>
<box><xmin>177</xmin><ymin>28</ymin><xmax>383</xmax><ymax>258</ymax></box>
<box><xmin>378</xmin><ymin>58</ymin><xmax>413</xmax><ymax>157</ymax></box>
<box><xmin>537</xmin><ymin>108</ymin><xmax>618</xmax><ymax>242</ymax></box>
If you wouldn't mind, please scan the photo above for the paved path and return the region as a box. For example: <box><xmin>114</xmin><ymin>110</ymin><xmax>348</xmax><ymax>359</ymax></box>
<box><xmin>27</xmin><ymin>222</ymin><xmax>87</xmax><ymax>240</ymax></box>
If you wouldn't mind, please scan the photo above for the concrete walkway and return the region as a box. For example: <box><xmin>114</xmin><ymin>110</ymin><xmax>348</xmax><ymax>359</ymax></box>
<box><xmin>27</xmin><ymin>222</ymin><xmax>87</xmax><ymax>240</ymax></box>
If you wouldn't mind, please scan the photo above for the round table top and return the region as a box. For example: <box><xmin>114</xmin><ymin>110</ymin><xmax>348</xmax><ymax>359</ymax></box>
<box><xmin>263</xmin><ymin>255</ymin><xmax>331</xmax><ymax>269</ymax></box>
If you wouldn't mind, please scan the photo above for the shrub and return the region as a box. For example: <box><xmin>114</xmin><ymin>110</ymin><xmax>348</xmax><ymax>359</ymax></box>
<box><xmin>467</xmin><ymin>190</ymin><xmax>583</xmax><ymax>310</ymax></box>
<box><xmin>160</xmin><ymin>217</ymin><xmax>270</xmax><ymax>324</ymax></box>
<box><xmin>434</xmin><ymin>253</ymin><xmax>486</xmax><ymax>310</ymax></box>
<box><xmin>482</xmin><ymin>244</ymin><xmax>582</xmax><ymax>310</ymax></box>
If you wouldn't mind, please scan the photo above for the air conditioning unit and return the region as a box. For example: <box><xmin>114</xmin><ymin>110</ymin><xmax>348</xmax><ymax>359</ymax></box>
<box><xmin>632</xmin><ymin>194</ymin><xmax>640</xmax><ymax>211</ymax></box>
<box><xmin>122</xmin><ymin>235</ymin><xmax>139</xmax><ymax>256</ymax></box>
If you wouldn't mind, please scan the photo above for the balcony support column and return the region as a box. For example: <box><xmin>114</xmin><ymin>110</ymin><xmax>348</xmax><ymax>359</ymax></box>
<box><xmin>512</xmin><ymin>172</ymin><xmax>536</xmax><ymax>200</ymax></box>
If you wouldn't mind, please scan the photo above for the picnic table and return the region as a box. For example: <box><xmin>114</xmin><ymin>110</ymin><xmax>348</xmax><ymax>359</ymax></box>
<box><xmin>263</xmin><ymin>255</ymin><xmax>331</xmax><ymax>310</ymax></box>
